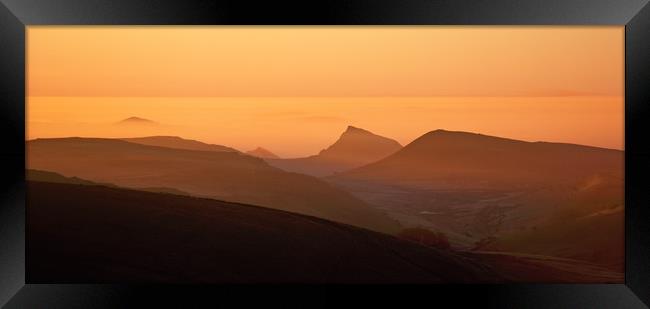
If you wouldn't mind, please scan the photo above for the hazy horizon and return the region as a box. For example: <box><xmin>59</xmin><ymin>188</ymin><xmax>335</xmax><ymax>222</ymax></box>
<box><xmin>27</xmin><ymin>95</ymin><xmax>623</xmax><ymax>157</ymax></box>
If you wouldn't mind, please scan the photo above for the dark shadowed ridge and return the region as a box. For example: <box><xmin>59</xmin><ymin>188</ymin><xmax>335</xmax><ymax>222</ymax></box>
<box><xmin>27</xmin><ymin>181</ymin><xmax>499</xmax><ymax>283</ymax></box>
<box><xmin>27</xmin><ymin>169</ymin><xmax>100</xmax><ymax>186</ymax></box>
<box><xmin>121</xmin><ymin>136</ymin><xmax>239</xmax><ymax>153</ymax></box>
<box><xmin>27</xmin><ymin>180</ymin><xmax>622</xmax><ymax>283</ymax></box>
<box><xmin>27</xmin><ymin>169</ymin><xmax>193</xmax><ymax>196</ymax></box>
<box><xmin>267</xmin><ymin>125</ymin><xmax>402</xmax><ymax>177</ymax></box>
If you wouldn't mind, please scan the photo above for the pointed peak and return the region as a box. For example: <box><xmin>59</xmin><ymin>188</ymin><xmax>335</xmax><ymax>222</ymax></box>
<box><xmin>344</xmin><ymin>125</ymin><xmax>371</xmax><ymax>134</ymax></box>
<box><xmin>246</xmin><ymin>147</ymin><xmax>279</xmax><ymax>159</ymax></box>
<box><xmin>333</xmin><ymin>126</ymin><xmax>401</xmax><ymax>146</ymax></box>
<box><xmin>337</xmin><ymin>126</ymin><xmax>400</xmax><ymax>146</ymax></box>
<box><xmin>316</xmin><ymin>126</ymin><xmax>402</xmax><ymax>159</ymax></box>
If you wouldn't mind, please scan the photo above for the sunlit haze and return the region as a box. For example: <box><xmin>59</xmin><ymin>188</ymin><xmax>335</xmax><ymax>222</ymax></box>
<box><xmin>27</xmin><ymin>26</ymin><xmax>624</xmax><ymax>157</ymax></box>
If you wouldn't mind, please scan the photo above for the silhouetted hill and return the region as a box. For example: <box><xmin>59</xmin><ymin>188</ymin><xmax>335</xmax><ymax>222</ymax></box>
<box><xmin>246</xmin><ymin>147</ymin><xmax>279</xmax><ymax>159</ymax></box>
<box><xmin>122</xmin><ymin>136</ymin><xmax>238</xmax><ymax>153</ymax></box>
<box><xmin>27</xmin><ymin>181</ymin><xmax>500</xmax><ymax>283</ymax></box>
<box><xmin>318</xmin><ymin>126</ymin><xmax>402</xmax><ymax>161</ymax></box>
<box><xmin>328</xmin><ymin>130</ymin><xmax>623</xmax><ymax>271</ymax></box>
<box><xmin>268</xmin><ymin>126</ymin><xmax>402</xmax><ymax>177</ymax></box>
<box><xmin>116</xmin><ymin>116</ymin><xmax>157</xmax><ymax>125</ymax></box>
<box><xmin>334</xmin><ymin>129</ymin><xmax>623</xmax><ymax>189</ymax></box>
<box><xmin>26</xmin><ymin>138</ymin><xmax>399</xmax><ymax>234</ymax></box>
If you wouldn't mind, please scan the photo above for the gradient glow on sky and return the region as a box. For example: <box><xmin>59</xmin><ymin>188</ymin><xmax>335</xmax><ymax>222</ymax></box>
<box><xmin>27</xmin><ymin>26</ymin><xmax>624</xmax><ymax>157</ymax></box>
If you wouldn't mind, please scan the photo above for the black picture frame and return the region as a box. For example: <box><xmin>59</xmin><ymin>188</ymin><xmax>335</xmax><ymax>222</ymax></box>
<box><xmin>1</xmin><ymin>0</ymin><xmax>649</xmax><ymax>307</ymax></box>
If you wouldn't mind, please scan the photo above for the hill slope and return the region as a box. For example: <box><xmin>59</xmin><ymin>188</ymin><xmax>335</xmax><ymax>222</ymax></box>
<box><xmin>121</xmin><ymin>136</ymin><xmax>238</xmax><ymax>153</ymax></box>
<box><xmin>26</xmin><ymin>138</ymin><xmax>399</xmax><ymax>234</ymax></box>
<box><xmin>328</xmin><ymin>130</ymin><xmax>624</xmax><ymax>270</ymax></box>
<box><xmin>27</xmin><ymin>181</ymin><xmax>500</xmax><ymax>283</ymax></box>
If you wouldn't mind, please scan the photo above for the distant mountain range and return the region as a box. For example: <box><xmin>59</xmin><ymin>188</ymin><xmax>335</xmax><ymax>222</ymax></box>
<box><xmin>267</xmin><ymin>126</ymin><xmax>402</xmax><ymax>177</ymax></box>
<box><xmin>25</xmin><ymin>126</ymin><xmax>624</xmax><ymax>274</ymax></box>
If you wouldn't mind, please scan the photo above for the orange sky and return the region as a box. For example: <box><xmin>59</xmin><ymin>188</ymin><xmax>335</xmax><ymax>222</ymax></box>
<box><xmin>27</xmin><ymin>27</ymin><xmax>624</xmax><ymax>157</ymax></box>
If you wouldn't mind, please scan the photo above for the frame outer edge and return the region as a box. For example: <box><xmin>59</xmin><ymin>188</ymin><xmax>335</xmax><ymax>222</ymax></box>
<box><xmin>0</xmin><ymin>0</ymin><xmax>648</xmax><ymax>307</ymax></box>
<box><xmin>625</xmin><ymin>1</ymin><xmax>650</xmax><ymax>307</ymax></box>
<box><xmin>0</xmin><ymin>4</ymin><xmax>25</xmax><ymax>306</ymax></box>
<box><xmin>0</xmin><ymin>1</ymin><xmax>26</xmax><ymax>308</ymax></box>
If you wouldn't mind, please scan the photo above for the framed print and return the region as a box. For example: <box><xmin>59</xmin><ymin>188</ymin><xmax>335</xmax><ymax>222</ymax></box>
<box><xmin>1</xmin><ymin>0</ymin><xmax>649</xmax><ymax>307</ymax></box>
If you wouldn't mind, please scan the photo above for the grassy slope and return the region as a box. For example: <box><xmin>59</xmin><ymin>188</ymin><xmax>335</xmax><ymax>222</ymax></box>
<box><xmin>27</xmin><ymin>181</ymin><xmax>498</xmax><ymax>283</ymax></box>
<box><xmin>28</xmin><ymin>181</ymin><xmax>622</xmax><ymax>283</ymax></box>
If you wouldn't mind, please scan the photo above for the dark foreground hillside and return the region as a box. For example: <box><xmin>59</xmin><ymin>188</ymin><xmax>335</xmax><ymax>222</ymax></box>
<box><xmin>28</xmin><ymin>181</ymin><xmax>622</xmax><ymax>283</ymax></box>
<box><xmin>27</xmin><ymin>181</ymin><xmax>500</xmax><ymax>283</ymax></box>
